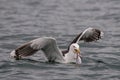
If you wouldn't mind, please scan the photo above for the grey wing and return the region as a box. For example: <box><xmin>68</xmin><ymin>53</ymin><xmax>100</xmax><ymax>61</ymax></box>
<box><xmin>11</xmin><ymin>37</ymin><xmax>64</xmax><ymax>62</ymax></box>
<box><xmin>39</xmin><ymin>37</ymin><xmax>65</xmax><ymax>62</ymax></box>
<box><xmin>62</xmin><ymin>27</ymin><xmax>103</xmax><ymax>56</ymax></box>
<box><xmin>16</xmin><ymin>42</ymin><xmax>38</xmax><ymax>56</ymax></box>
<box><xmin>71</xmin><ymin>27</ymin><xmax>104</xmax><ymax>44</ymax></box>
<box><xmin>12</xmin><ymin>42</ymin><xmax>39</xmax><ymax>60</ymax></box>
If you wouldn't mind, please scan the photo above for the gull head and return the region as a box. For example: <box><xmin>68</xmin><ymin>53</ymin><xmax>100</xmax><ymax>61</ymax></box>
<box><xmin>69</xmin><ymin>43</ymin><xmax>82</xmax><ymax>64</ymax></box>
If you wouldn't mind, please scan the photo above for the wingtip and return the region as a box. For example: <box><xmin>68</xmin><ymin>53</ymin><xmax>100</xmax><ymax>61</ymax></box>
<box><xmin>10</xmin><ymin>50</ymin><xmax>16</xmax><ymax>58</ymax></box>
<box><xmin>10</xmin><ymin>50</ymin><xmax>21</xmax><ymax>60</ymax></box>
<box><xmin>100</xmin><ymin>31</ymin><xmax>104</xmax><ymax>38</ymax></box>
<box><xmin>81</xmin><ymin>27</ymin><xmax>104</xmax><ymax>42</ymax></box>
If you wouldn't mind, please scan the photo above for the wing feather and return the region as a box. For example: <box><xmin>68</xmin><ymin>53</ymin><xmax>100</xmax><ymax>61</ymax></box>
<box><xmin>62</xmin><ymin>27</ymin><xmax>103</xmax><ymax>56</ymax></box>
<box><xmin>39</xmin><ymin>37</ymin><xmax>65</xmax><ymax>62</ymax></box>
<box><xmin>71</xmin><ymin>27</ymin><xmax>103</xmax><ymax>43</ymax></box>
<box><xmin>11</xmin><ymin>37</ymin><xmax>65</xmax><ymax>62</ymax></box>
<box><xmin>16</xmin><ymin>42</ymin><xmax>38</xmax><ymax>57</ymax></box>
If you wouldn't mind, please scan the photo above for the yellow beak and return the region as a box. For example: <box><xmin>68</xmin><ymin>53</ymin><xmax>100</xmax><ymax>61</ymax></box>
<box><xmin>74</xmin><ymin>48</ymin><xmax>80</xmax><ymax>54</ymax></box>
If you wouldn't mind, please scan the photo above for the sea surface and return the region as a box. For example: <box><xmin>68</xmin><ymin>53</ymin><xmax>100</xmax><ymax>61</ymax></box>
<box><xmin>0</xmin><ymin>0</ymin><xmax>120</xmax><ymax>80</ymax></box>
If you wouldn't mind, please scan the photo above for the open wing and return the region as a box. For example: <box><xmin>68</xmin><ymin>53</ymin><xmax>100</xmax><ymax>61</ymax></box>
<box><xmin>10</xmin><ymin>37</ymin><xmax>65</xmax><ymax>62</ymax></box>
<box><xmin>62</xmin><ymin>27</ymin><xmax>104</xmax><ymax>56</ymax></box>
<box><xmin>71</xmin><ymin>27</ymin><xmax>103</xmax><ymax>44</ymax></box>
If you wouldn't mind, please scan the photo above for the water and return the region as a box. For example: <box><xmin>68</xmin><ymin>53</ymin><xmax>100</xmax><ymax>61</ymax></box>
<box><xmin>0</xmin><ymin>0</ymin><xmax>120</xmax><ymax>80</ymax></box>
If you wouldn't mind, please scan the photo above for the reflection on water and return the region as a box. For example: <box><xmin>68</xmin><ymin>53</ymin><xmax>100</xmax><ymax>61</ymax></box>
<box><xmin>0</xmin><ymin>0</ymin><xmax>120</xmax><ymax>80</ymax></box>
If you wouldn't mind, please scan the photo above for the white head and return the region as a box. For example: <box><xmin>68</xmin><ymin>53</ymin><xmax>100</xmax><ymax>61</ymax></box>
<box><xmin>69</xmin><ymin>43</ymin><xmax>82</xmax><ymax>64</ymax></box>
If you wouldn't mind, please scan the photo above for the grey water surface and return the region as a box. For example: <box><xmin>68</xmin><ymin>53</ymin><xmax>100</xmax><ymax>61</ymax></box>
<box><xmin>0</xmin><ymin>0</ymin><xmax>120</xmax><ymax>80</ymax></box>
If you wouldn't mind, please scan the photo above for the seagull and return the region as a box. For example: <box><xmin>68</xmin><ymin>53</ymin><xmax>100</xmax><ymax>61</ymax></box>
<box><xmin>10</xmin><ymin>27</ymin><xmax>103</xmax><ymax>64</ymax></box>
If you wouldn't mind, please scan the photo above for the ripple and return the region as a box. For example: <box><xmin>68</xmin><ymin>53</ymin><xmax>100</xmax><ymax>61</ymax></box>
<box><xmin>0</xmin><ymin>0</ymin><xmax>120</xmax><ymax>80</ymax></box>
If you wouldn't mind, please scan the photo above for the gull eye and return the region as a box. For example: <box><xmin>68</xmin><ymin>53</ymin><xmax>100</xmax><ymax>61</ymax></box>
<box><xmin>73</xmin><ymin>45</ymin><xmax>76</xmax><ymax>48</ymax></box>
